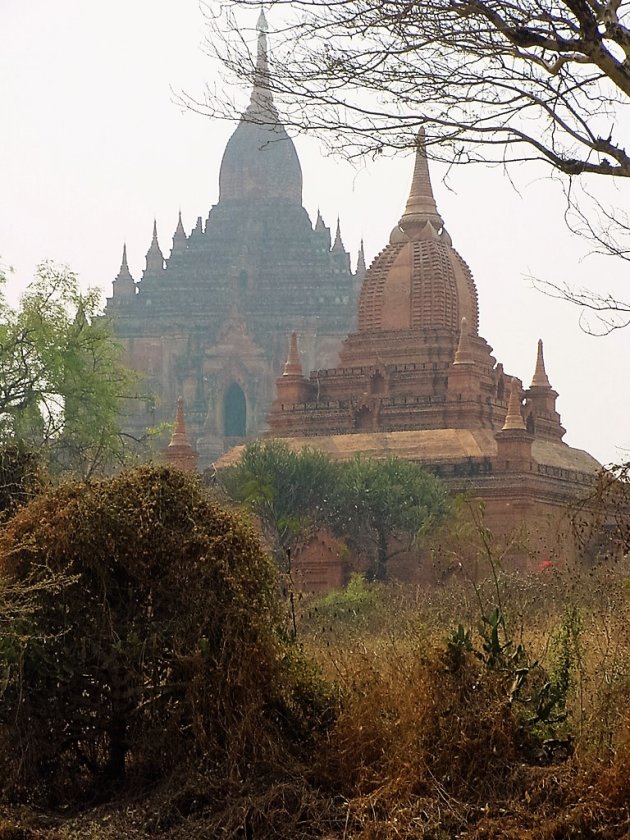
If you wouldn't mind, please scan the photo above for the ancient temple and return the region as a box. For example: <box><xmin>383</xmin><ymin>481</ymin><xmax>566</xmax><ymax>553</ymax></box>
<box><xmin>106</xmin><ymin>12</ymin><xmax>360</xmax><ymax>463</ymax></box>
<box><xmin>261</xmin><ymin>133</ymin><xmax>601</xmax><ymax>566</ymax></box>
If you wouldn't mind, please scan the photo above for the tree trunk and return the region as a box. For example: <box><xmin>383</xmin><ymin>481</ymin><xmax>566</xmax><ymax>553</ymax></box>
<box><xmin>372</xmin><ymin>530</ymin><xmax>388</xmax><ymax>582</ymax></box>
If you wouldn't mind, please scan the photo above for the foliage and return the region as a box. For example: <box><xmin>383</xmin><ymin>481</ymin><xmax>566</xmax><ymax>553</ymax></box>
<box><xmin>571</xmin><ymin>460</ymin><xmax>630</xmax><ymax>559</ymax></box>
<box><xmin>308</xmin><ymin>572</ymin><xmax>385</xmax><ymax>631</ymax></box>
<box><xmin>221</xmin><ymin>443</ymin><xmax>450</xmax><ymax>580</ymax></box>
<box><xmin>0</xmin><ymin>262</ymin><xmax>137</xmax><ymax>479</ymax></box>
<box><xmin>220</xmin><ymin>439</ymin><xmax>338</xmax><ymax>566</ymax></box>
<box><xmin>0</xmin><ymin>465</ymin><xmax>323</xmax><ymax>804</ymax></box>
<box><xmin>333</xmin><ymin>454</ymin><xmax>450</xmax><ymax>580</ymax></box>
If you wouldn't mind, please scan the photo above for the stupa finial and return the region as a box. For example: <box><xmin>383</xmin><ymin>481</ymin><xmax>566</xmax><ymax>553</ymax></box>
<box><xmin>356</xmin><ymin>238</ymin><xmax>366</xmax><ymax>275</ymax></box>
<box><xmin>248</xmin><ymin>7</ymin><xmax>275</xmax><ymax>116</ymax></box>
<box><xmin>530</xmin><ymin>338</ymin><xmax>551</xmax><ymax>388</ymax></box>
<box><xmin>398</xmin><ymin>128</ymin><xmax>444</xmax><ymax>238</ymax></box>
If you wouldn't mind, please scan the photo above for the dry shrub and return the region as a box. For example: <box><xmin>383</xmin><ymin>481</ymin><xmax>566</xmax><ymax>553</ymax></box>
<box><xmin>315</xmin><ymin>645</ymin><xmax>524</xmax><ymax>805</ymax></box>
<box><xmin>0</xmin><ymin>465</ymin><xmax>324</xmax><ymax>806</ymax></box>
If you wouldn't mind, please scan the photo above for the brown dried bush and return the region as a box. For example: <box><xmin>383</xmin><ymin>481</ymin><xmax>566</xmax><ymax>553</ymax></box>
<box><xmin>0</xmin><ymin>465</ymin><xmax>325</xmax><ymax>805</ymax></box>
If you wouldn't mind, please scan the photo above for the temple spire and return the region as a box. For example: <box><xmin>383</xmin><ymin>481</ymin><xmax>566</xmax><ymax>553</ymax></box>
<box><xmin>247</xmin><ymin>7</ymin><xmax>275</xmax><ymax>117</ymax></box>
<box><xmin>117</xmin><ymin>243</ymin><xmax>133</xmax><ymax>282</ymax></box>
<box><xmin>332</xmin><ymin>217</ymin><xmax>345</xmax><ymax>252</ymax></box>
<box><xmin>111</xmin><ymin>242</ymin><xmax>135</xmax><ymax>299</ymax></box>
<box><xmin>530</xmin><ymin>339</ymin><xmax>551</xmax><ymax>388</ymax></box>
<box><xmin>398</xmin><ymin>128</ymin><xmax>444</xmax><ymax>238</ymax></box>
<box><xmin>283</xmin><ymin>331</ymin><xmax>303</xmax><ymax>377</ymax></box>
<box><xmin>171</xmin><ymin>210</ymin><xmax>187</xmax><ymax>254</ymax></box>
<box><xmin>315</xmin><ymin>209</ymin><xmax>326</xmax><ymax>231</ymax></box>
<box><xmin>502</xmin><ymin>379</ymin><xmax>526</xmax><ymax>431</ymax></box>
<box><xmin>453</xmin><ymin>316</ymin><xmax>474</xmax><ymax>365</ymax></box>
<box><xmin>356</xmin><ymin>238</ymin><xmax>366</xmax><ymax>276</ymax></box>
<box><xmin>170</xmin><ymin>397</ymin><xmax>189</xmax><ymax>446</ymax></box>
<box><xmin>164</xmin><ymin>397</ymin><xmax>198</xmax><ymax>473</ymax></box>
<box><xmin>145</xmin><ymin>219</ymin><xmax>165</xmax><ymax>274</ymax></box>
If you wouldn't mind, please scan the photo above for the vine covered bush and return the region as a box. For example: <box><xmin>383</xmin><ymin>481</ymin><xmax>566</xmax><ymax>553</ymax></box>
<box><xmin>0</xmin><ymin>465</ymin><xmax>319</xmax><ymax>804</ymax></box>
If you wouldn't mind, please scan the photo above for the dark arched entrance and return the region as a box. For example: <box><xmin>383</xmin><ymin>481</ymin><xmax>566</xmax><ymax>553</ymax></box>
<box><xmin>223</xmin><ymin>382</ymin><xmax>246</xmax><ymax>437</ymax></box>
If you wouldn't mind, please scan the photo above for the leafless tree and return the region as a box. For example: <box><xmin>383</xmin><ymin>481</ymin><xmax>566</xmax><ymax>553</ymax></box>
<box><xmin>197</xmin><ymin>0</ymin><xmax>630</xmax><ymax>175</ymax></box>
<box><xmin>189</xmin><ymin>0</ymin><xmax>630</xmax><ymax>326</ymax></box>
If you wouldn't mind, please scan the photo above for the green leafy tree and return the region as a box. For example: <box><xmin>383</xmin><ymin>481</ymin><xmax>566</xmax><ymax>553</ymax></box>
<box><xmin>0</xmin><ymin>262</ymin><xmax>137</xmax><ymax>479</ymax></box>
<box><xmin>333</xmin><ymin>455</ymin><xmax>450</xmax><ymax>581</ymax></box>
<box><xmin>220</xmin><ymin>439</ymin><xmax>338</xmax><ymax>567</ymax></box>
<box><xmin>221</xmin><ymin>443</ymin><xmax>450</xmax><ymax>581</ymax></box>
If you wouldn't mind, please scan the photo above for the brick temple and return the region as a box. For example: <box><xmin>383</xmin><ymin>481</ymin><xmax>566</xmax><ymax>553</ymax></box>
<box><xmin>230</xmin><ymin>132</ymin><xmax>601</xmax><ymax>584</ymax></box>
<box><xmin>106</xmin><ymin>12</ymin><xmax>360</xmax><ymax>463</ymax></box>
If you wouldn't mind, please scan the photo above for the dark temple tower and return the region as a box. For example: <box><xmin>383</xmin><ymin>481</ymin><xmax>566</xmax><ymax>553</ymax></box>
<box><xmin>106</xmin><ymin>11</ymin><xmax>358</xmax><ymax>463</ymax></box>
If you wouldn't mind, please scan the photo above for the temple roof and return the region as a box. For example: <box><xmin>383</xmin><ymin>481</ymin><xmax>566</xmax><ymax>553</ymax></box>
<box><xmin>217</xmin><ymin>430</ymin><xmax>601</xmax><ymax>476</ymax></box>
<box><xmin>358</xmin><ymin>132</ymin><xmax>479</xmax><ymax>334</ymax></box>
<box><xmin>218</xmin><ymin>13</ymin><xmax>302</xmax><ymax>204</ymax></box>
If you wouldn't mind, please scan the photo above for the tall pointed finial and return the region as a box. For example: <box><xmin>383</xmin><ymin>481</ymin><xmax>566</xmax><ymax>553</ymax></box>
<box><xmin>248</xmin><ymin>7</ymin><xmax>275</xmax><ymax>116</ymax></box>
<box><xmin>530</xmin><ymin>339</ymin><xmax>551</xmax><ymax>388</ymax></box>
<box><xmin>116</xmin><ymin>243</ymin><xmax>133</xmax><ymax>281</ymax></box>
<box><xmin>332</xmin><ymin>217</ymin><xmax>345</xmax><ymax>252</ymax></box>
<box><xmin>453</xmin><ymin>316</ymin><xmax>474</xmax><ymax>365</ymax></box>
<box><xmin>283</xmin><ymin>331</ymin><xmax>303</xmax><ymax>377</ymax></box>
<box><xmin>111</xmin><ymin>242</ymin><xmax>136</xmax><ymax>299</ymax></box>
<box><xmin>398</xmin><ymin>129</ymin><xmax>444</xmax><ymax>239</ymax></box>
<box><xmin>171</xmin><ymin>210</ymin><xmax>187</xmax><ymax>254</ymax></box>
<box><xmin>315</xmin><ymin>209</ymin><xmax>326</xmax><ymax>232</ymax></box>
<box><xmin>502</xmin><ymin>379</ymin><xmax>526</xmax><ymax>431</ymax></box>
<box><xmin>145</xmin><ymin>219</ymin><xmax>165</xmax><ymax>273</ymax></box>
<box><xmin>356</xmin><ymin>238</ymin><xmax>367</xmax><ymax>275</ymax></box>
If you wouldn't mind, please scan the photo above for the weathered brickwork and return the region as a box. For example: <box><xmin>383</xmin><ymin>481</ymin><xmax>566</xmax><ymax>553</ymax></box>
<box><xmin>259</xmin><ymin>132</ymin><xmax>602</xmax><ymax>584</ymax></box>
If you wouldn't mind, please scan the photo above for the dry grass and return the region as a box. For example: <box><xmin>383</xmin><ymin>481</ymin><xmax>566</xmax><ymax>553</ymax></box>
<box><xmin>4</xmin><ymin>532</ymin><xmax>630</xmax><ymax>836</ymax></box>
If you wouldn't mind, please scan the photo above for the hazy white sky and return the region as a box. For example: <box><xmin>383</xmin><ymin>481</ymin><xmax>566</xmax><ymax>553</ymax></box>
<box><xmin>2</xmin><ymin>0</ymin><xmax>629</xmax><ymax>465</ymax></box>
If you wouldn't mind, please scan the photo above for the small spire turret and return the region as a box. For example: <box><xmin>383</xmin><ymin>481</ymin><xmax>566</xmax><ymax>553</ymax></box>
<box><xmin>111</xmin><ymin>243</ymin><xmax>136</xmax><ymax>299</ymax></box>
<box><xmin>171</xmin><ymin>210</ymin><xmax>187</xmax><ymax>254</ymax></box>
<box><xmin>356</xmin><ymin>238</ymin><xmax>366</xmax><ymax>276</ymax></box>
<box><xmin>144</xmin><ymin>219</ymin><xmax>165</xmax><ymax>274</ymax></box>
<box><xmin>332</xmin><ymin>217</ymin><xmax>345</xmax><ymax>252</ymax></box>
<box><xmin>331</xmin><ymin>216</ymin><xmax>346</xmax><ymax>252</ymax></box>
<box><xmin>453</xmin><ymin>316</ymin><xmax>474</xmax><ymax>365</ymax></box>
<box><xmin>164</xmin><ymin>397</ymin><xmax>199</xmax><ymax>473</ymax></box>
<box><xmin>119</xmin><ymin>243</ymin><xmax>132</xmax><ymax>279</ymax></box>
<box><xmin>502</xmin><ymin>379</ymin><xmax>526</xmax><ymax>431</ymax></box>
<box><xmin>315</xmin><ymin>209</ymin><xmax>326</xmax><ymax>231</ymax></box>
<box><xmin>283</xmin><ymin>331</ymin><xmax>303</xmax><ymax>377</ymax></box>
<box><xmin>530</xmin><ymin>339</ymin><xmax>551</xmax><ymax>388</ymax></box>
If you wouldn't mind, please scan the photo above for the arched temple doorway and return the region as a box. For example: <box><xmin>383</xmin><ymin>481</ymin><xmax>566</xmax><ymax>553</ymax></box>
<box><xmin>223</xmin><ymin>382</ymin><xmax>246</xmax><ymax>437</ymax></box>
